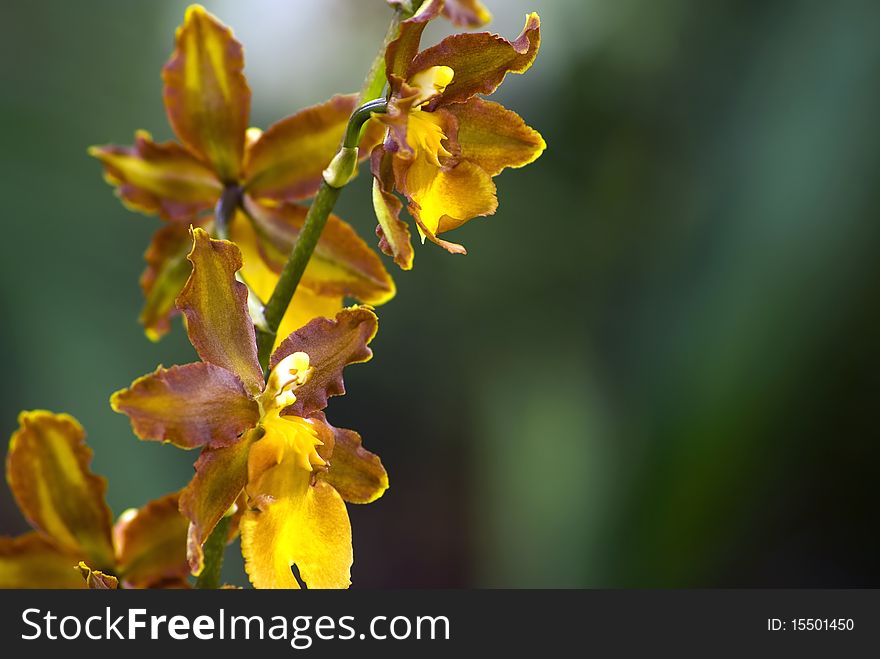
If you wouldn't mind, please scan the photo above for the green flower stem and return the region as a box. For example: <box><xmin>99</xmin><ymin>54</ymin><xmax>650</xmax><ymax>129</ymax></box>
<box><xmin>256</xmin><ymin>181</ymin><xmax>341</xmax><ymax>369</ymax></box>
<box><xmin>344</xmin><ymin>99</ymin><xmax>389</xmax><ymax>148</ymax></box>
<box><xmin>195</xmin><ymin>515</ymin><xmax>230</xmax><ymax>589</ymax></box>
<box><xmin>358</xmin><ymin>6</ymin><xmax>403</xmax><ymax>103</ymax></box>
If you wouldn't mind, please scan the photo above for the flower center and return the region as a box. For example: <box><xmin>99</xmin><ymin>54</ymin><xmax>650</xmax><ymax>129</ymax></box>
<box><xmin>259</xmin><ymin>351</ymin><xmax>312</xmax><ymax>414</ymax></box>
<box><xmin>408</xmin><ymin>65</ymin><xmax>454</xmax><ymax>107</ymax></box>
<box><xmin>406</xmin><ymin>111</ymin><xmax>452</xmax><ymax>166</ymax></box>
<box><xmin>257</xmin><ymin>411</ymin><xmax>326</xmax><ymax>475</ymax></box>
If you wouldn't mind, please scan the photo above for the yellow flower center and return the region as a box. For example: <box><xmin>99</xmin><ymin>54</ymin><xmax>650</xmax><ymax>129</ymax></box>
<box><xmin>256</xmin><ymin>411</ymin><xmax>326</xmax><ymax>476</ymax></box>
<box><xmin>406</xmin><ymin>111</ymin><xmax>453</xmax><ymax>167</ymax></box>
<box><xmin>250</xmin><ymin>351</ymin><xmax>324</xmax><ymax>480</ymax></box>
<box><xmin>259</xmin><ymin>351</ymin><xmax>312</xmax><ymax>414</ymax></box>
<box><xmin>408</xmin><ymin>65</ymin><xmax>454</xmax><ymax>107</ymax></box>
<box><xmin>401</xmin><ymin>66</ymin><xmax>456</xmax><ymax>166</ymax></box>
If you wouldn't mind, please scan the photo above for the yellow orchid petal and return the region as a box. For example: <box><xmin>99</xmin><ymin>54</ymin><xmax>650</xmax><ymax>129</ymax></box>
<box><xmin>177</xmin><ymin>227</ymin><xmax>264</xmax><ymax>395</ymax></box>
<box><xmin>89</xmin><ymin>130</ymin><xmax>221</xmax><ymax>221</ymax></box>
<box><xmin>447</xmin><ymin>98</ymin><xmax>546</xmax><ymax>176</ymax></box>
<box><xmin>242</xmin><ymin>416</ymin><xmax>351</xmax><ymax>589</ymax></box>
<box><xmin>162</xmin><ymin>5</ymin><xmax>250</xmax><ymax>181</ymax></box>
<box><xmin>402</xmin><ymin>152</ymin><xmax>497</xmax><ymax>238</ymax></box>
<box><xmin>0</xmin><ymin>533</ymin><xmax>85</xmax><ymax>589</ymax></box>
<box><xmin>113</xmin><ymin>492</ymin><xmax>190</xmax><ymax>589</ymax></box>
<box><xmin>6</xmin><ymin>411</ymin><xmax>115</xmax><ymax>570</ymax></box>
<box><xmin>240</xmin><ymin>481</ymin><xmax>351</xmax><ymax>589</ymax></box>
<box><xmin>228</xmin><ymin>211</ymin><xmax>344</xmax><ymax>351</ymax></box>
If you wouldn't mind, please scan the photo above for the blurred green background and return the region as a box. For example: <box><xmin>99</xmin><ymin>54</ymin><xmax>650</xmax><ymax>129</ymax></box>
<box><xmin>2</xmin><ymin>0</ymin><xmax>878</xmax><ymax>587</ymax></box>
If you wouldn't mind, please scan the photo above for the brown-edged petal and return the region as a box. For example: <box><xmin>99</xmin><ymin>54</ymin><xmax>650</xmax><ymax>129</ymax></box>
<box><xmin>442</xmin><ymin>0</ymin><xmax>492</xmax><ymax>27</ymax></box>
<box><xmin>270</xmin><ymin>307</ymin><xmax>378</xmax><ymax>418</ymax></box>
<box><xmin>0</xmin><ymin>533</ymin><xmax>85</xmax><ymax>589</ymax></box>
<box><xmin>385</xmin><ymin>0</ymin><xmax>443</xmax><ymax>90</ymax></box>
<box><xmin>6</xmin><ymin>411</ymin><xmax>116</xmax><ymax>570</ymax></box>
<box><xmin>371</xmin><ymin>146</ymin><xmax>415</xmax><ymax>270</ymax></box>
<box><xmin>244</xmin><ymin>94</ymin><xmax>382</xmax><ymax>203</ymax></box>
<box><xmin>162</xmin><ymin>5</ymin><xmax>250</xmax><ymax>182</ymax></box>
<box><xmin>110</xmin><ymin>363</ymin><xmax>258</xmax><ymax>449</ymax></box>
<box><xmin>177</xmin><ymin>227</ymin><xmax>264</xmax><ymax>395</ymax></box>
<box><xmin>140</xmin><ymin>224</ymin><xmax>195</xmax><ymax>341</ymax></box>
<box><xmin>89</xmin><ymin>131</ymin><xmax>221</xmax><ymax>222</ymax></box>
<box><xmin>312</xmin><ymin>415</ymin><xmax>388</xmax><ymax>505</ymax></box>
<box><xmin>179</xmin><ymin>430</ymin><xmax>256</xmax><ymax>575</ymax></box>
<box><xmin>446</xmin><ymin>98</ymin><xmax>546</xmax><ymax>176</ymax></box>
<box><xmin>76</xmin><ymin>562</ymin><xmax>119</xmax><ymax>589</ymax></box>
<box><xmin>243</xmin><ymin>198</ymin><xmax>396</xmax><ymax>305</ymax></box>
<box><xmin>410</xmin><ymin>12</ymin><xmax>541</xmax><ymax>110</ymax></box>
<box><xmin>113</xmin><ymin>492</ymin><xmax>189</xmax><ymax>588</ymax></box>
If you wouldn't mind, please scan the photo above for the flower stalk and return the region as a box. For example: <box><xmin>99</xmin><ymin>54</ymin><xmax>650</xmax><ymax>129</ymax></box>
<box><xmin>194</xmin><ymin>515</ymin><xmax>230</xmax><ymax>589</ymax></box>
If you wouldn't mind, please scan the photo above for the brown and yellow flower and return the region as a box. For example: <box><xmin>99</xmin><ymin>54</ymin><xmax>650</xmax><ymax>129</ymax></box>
<box><xmin>90</xmin><ymin>4</ymin><xmax>392</xmax><ymax>345</ymax></box>
<box><xmin>111</xmin><ymin>228</ymin><xmax>388</xmax><ymax>589</ymax></box>
<box><xmin>389</xmin><ymin>0</ymin><xmax>492</xmax><ymax>27</ymax></box>
<box><xmin>0</xmin><ymin>411</ymin><xmax>190</xmax><ymax>589</ymax></box>
<box><xmin>371</xmin><ymin>0</ymin><xmax>545</xmax><ymax>268</ymax></box>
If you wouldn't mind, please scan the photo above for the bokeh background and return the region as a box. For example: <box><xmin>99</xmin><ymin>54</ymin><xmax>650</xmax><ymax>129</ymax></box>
<box><xmin>2</xmin><ymin>0</ymin><xmax>878</xmax><ymax>588</ymax></box>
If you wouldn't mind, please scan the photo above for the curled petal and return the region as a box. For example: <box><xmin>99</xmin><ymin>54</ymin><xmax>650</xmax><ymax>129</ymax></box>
<box><xmin>313</xmin><ymin>416</ymin><xmax>388</xmax><ymax>505</ymax></box>
<box><xmin>410</xmin><ymin>12</ymin><xmax>541</xmax><ymax>110</ymax></box>
<box><xmin>110</xmin><ymin>363</ymin><xmax>258</xmax><ymax>449</ymax></box>
<box><xmin>241</xmin><ymin>474</ymin><xmax>352</xmax><ymax>589</ymax></box>
<box><xmin>177</xmin><ymin>227</ymin><xmax>264</xmax><ymax>395</ymax></box>
<box><xmin>371</xmin><ymin>147</ymin><xmax>415</xmax><ymax>270</ymax></box>
<box><xmin>6</xmin><ymin>411</ymin><xmax>115</xmax><ymax>570</ymax></box>
<box><xmin>446</xmin><ymin>98</ymin><xmax>546</xmax><ymax>176</ymax></box>
<box><xmin>270</xmin><ymin>307</ymin><xmax>378</xmax><ymax>418</ymax></box>
<box><xmin>385</xmin><ymin>0</ymin><xmax>443</xmax><ymax>89</ymax></box>
<box><xmin>140</xmin><ymin>224</ymin><xmax>194</xmax><ymax>342</ymax></box>
<box><xmin>230</xmin><ymin>214</ymin><xmax>343</xmax><ymax>351</ymax></box>
<box><xmin>243</xmin><ymin>198</ymin><xmax>395</xmax><ymax>305</ymax></box>
<box><xmin>162</xmin><ymin>5</ymin><xmax>250</xmax><ymax>181</ymax></box>
<box><xmin>398</xmin><ymin>153</ymin><xmax>496</xmax><ymax>241</ymax></box>
<box><xmin>89</xmin><ymin>131</ymin><xmax>221</xmax><ymax>221</ymax></box>
<box><xmin>76</xmin><ymin>562</ymin><xmax>119</xmax><ymax>589</ymax></box>
<box><xmin>113</xmin><ymin>492</ymin><xmax>189</xmax><ymax>588</ymax></box>
<box><xmin>244</xmin><ymin>94</ymin><xmax>381</xmax><ymax>203</ymax></box>
<box><xmin>179</xmin><ymin>432</ymin><xmax>256</xmax><ymax>575</ymax></box>
<box><xmin>442</xmin><ymin>0</ymin><xmax>492</xmax><ymax>27</ymax></box>
<box><xmin>0</xmin><ymin>533</ymin><xmax>85</xmax><ymax>589</ymax></box>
